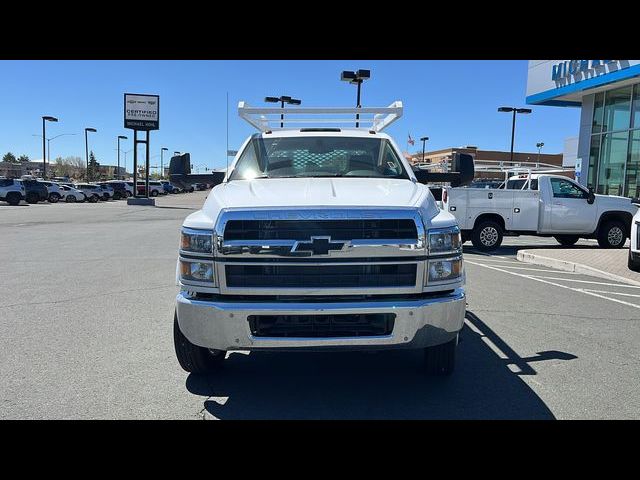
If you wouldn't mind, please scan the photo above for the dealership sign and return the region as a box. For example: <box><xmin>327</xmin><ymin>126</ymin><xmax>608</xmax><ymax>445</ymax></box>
<box><xmin>551</xmin><ymin>60</ymin><xmax>618</xmax><ymax>81</ymax></box>
<box><xmin>124</xmin><ymin>93</ymin><xmax>159</xmax><ymax>130</ymax></box>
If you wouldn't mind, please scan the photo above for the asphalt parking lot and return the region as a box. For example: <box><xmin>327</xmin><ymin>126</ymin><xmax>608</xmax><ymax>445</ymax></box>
<box><xmin>1</xmin><ymin>194</ymin><xmax>639</xmax><ymax>419</ymax></box>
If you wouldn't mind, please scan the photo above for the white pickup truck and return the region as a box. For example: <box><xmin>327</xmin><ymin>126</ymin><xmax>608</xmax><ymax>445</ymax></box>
<box><xmin>443</xmin><ymin>174</ymin><xmax>638</xmax><ymax>251</ymax></box>
<box><xmin>168</xmin><ymin>100</ymin><xmax>474</xmax><ymax>376</ymax></box>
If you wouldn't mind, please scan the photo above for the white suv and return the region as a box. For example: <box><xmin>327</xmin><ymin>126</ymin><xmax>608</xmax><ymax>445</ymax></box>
<box><xmin>0</xmin><ymin>178</ymin><xmax>25</xmax><ymax>205</ymax></box>
<box><xmin>629</xmin><ymin>205</ymin><xmax>640</xmax><ymax>272</ymax></box>
<box><xmin>39</xmin><ymin>181</ymin><xmax>64</xmax><ymax>203</ymax></box>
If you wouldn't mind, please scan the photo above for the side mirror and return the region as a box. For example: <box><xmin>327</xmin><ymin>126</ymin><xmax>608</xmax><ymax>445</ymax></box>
<box><xmin>412</xmin><ymin>153</ymin><xmax>475</xmax><ymax>187</ymax></box>
<box><xmin>587</xmin><ymin>187</ymin><xmax>595</xmax><ymax>204</ymax></box>
<box><xmin>169</xmin><ymin>152</ymin><xmax>225</xmax><ymax>189</ymax></box>
<box><xmin>450</xmin><ymin>153</ymin><xmax>475</xmax><ymax>187</ymax></box>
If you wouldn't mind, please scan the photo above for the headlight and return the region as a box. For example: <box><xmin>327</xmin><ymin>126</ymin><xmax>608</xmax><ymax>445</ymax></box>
<box><xmin>428</xmin><ymin>226</ymin><xmax>461</xmax><ymax>254</ymax></box>
<box><xmin>179</xmin><ymin>259</ymin><xmax>215</xmax><ymax>284</ymax></box>
<box><xmin>180</xmin><ymin>228</ymin><xmax>213</xmax><ymax>255</ymax></box>
<box><xmin>426</xmin><ymin>257</ymin><xmax>463</xmax><ymax>284</ymax></box>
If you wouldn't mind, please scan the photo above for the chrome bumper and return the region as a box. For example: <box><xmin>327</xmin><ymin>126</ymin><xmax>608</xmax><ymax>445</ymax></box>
<box><xmin>175</xmin><ymin>288</ymin><xmax>466</xmax><ymax>351</ymax></box>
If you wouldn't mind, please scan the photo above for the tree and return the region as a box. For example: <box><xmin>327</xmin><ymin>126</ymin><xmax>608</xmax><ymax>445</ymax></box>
<box><xmin>87</xmin><ymin>150</ymin><xmax>100</xmax><ymax>180</ymax></box>
<box><xmin>2</xmin><ymin>152</ymin><xmax>16</xmax><ymax>163</ymax></box>
<box><xmin>17</xmin><ymin>154</ymin><xmax>30</xmax><ymax>163</ymax></box>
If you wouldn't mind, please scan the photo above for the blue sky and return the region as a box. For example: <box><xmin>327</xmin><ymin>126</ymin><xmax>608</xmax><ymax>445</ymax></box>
<box><xmin>0</xmin><ymin>60</ymin><xmax>579</xmax><ymax>171</ymax></box>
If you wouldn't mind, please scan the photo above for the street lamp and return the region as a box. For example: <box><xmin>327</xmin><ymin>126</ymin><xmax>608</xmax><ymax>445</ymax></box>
<box><xmin>32</xmin><ymin>133</ymin><xmax>77</xmax><ymax>171</ymax></box>
<box><xmin>161</xmin><ymin>147</ymin><xmax>168</xmax><ymax>179</ymax></box>
<box><xmin>340</xmin><ymin>69</ymin><xmax>370</xmax><ymax>127</ymax></box>
<box><xmin>498</xmin><ymin>107</ymin><xmax>532</xmax><ymax>164</ymax></box>
<box><xmin>122</xmin><ymin>149</ymin><xmax>133</xmax><ymax>178</ymax></box>
<box><xmin>117</xmin><ymin>135</ymin><xmax>128</xmax><ymax>180</ymax></box>
<box><xmin>536</xmin><ymin>142</ymin><xmax>544</xmax><ymax>168</ymax></box>
<box><xmin>42</xmin><ymin>116</ymin><xmax>58</xmax><ymax>179</ymax></box>
<box><xmin>84</xmin><ymin>127</ymin><xmax>97</xmax><ymax>181</ymax></box>
<box><xmin>265</xmin><ymin>95</ymin><xmax>302</xmax><ymax>128</ymax></box>
<box><xmin>420</xmin><ymin>136</ymin><xmax>429</xmax><ymax>164</ymax></box>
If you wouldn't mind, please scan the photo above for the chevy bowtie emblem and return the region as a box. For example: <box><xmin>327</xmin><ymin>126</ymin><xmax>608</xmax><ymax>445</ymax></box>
<box><xmin>292</xmin><ymin>236</ymin><xmax>345</xmax><ymax>255</ymax></box>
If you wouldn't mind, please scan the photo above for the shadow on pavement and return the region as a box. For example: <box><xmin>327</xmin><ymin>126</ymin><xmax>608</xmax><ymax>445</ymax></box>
<box><xmin>464</xmin><ymin>243</ymin><xmax>601</xmax><ymax>257</ymax></box>
<box><xmin>186</xmin><ymin>311</ymin><xmax>576</xmax><ymax>419</ymax></box>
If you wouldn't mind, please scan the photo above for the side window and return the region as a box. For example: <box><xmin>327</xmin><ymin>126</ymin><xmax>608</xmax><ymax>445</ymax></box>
<box><xmin>550</xmin><ymin>178</ymin><xmax>587</xmax><ymax>199</ymax></box>
<box><xmin>530</xmin><ymin>179</ymin><xmax>538</xmax><ymax>190</ymax></box>
<box><xmin>0</xmin><ymin>179</ymin><xmax>12</xmax><ymax>187</ymax></box>
<box><xmin>381</xmin><ymin>142</ymin><xmax>402</xmax><ymax>176</ymax></box>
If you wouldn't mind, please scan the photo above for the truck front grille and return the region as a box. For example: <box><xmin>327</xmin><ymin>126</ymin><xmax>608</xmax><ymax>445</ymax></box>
<box><xmin>248</xmin><ymin>313</ymin><xmax>395</xmax><ymax>338</ymax></box>
<box><xmin>223</xmin><ymin>219</ymin><xmax>417</xmax><ymax>241</ymax></box>
<box><xmin>225</xmin><ymin>264</ymin><xmax>417</xmax><ymax>288</ymax></box>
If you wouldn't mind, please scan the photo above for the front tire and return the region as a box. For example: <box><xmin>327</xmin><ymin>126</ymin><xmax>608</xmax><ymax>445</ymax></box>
<box><xmin>65</xmin><ymin>195</ymin><xmax>77</xmax><ymax>203</ymax></box>
<box><xmin>471</xmin><ymin>220</ymin><xmax>503</xmax><ymax>251</ymax></box>
<box><xmin>554</xmin><ymin>235</ymin><xmax>580</xmax><ymax>246</ymax></box>
<box><xmin>598</xmin><ymin>220</ymin><xmax>626</xmax><ymax>249</ymax></box>
<box><xmin>48</xmin><ymin>193</ymin><xmax>60</xmax><ymax>203</ymax></box>
<box><xmin>424</xmin><ymin>336</ymin><xmax>457</xmax><ymax>376</ymax></box>
<box><xmin>628</xmin><ymin>249</ymin><xmax>640</xmax><ymax>272</ymax></box>
<box><xmin>151</xmin><ymin>189</ymin><xmax>158</xmax><ymax>197</ymax></box>
<box><xmin>174</xmin><ymin>312</ymin><xmax>226</xmax><ymax>373</ymax></box>
<box><xmin>5</xmin><ymin>192</ymin><xmax>21</xmax><ymax>206</ymax></box>
<box><xmin>26</xmin><ymin>192</ymin><xmax>39</xmax><ymax>204</ymax></box>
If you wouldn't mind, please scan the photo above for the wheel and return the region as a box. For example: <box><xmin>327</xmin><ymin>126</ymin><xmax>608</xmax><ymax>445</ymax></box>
<box><xmin>103</xmin><ymin>194</ymin><xmax>110</xmax><ymax>201</ymax></box>
<box><xmin>151</xmin><ymin>189</ymin><xmax>159</xmax><ymax>197</ymax></box>
<box><xmin>26</xmin><ymin>192</ymin><xmax>39</xmax><ymax>204</ymax></box>
<box><xmin>89</xmin><ymin>194</ymin><xmax>99</xmax><ymax>203</ymax></box>
<box><xmin>48</xmin><ymin>193</ymin><xmax>60</xmax><ymax>203</ymax></box>
<box><xmin>628</xmin><ymin>248</ymin><xmax>640</xmax><ymax>272</ymax></box>
<box><xmin>424</xmin><ymin>336</ymin><xmax>457</xmax><ymax>376</ymax></box>
<box><xmin>554</xmin><ymin>235</ymin><xmax>580</xmax><ymax>246</ymax></box>
<box><xmin>65</xmin><ymin>195</ymin><xmax>77</xmax><ymax>203</ymax></box>
<box><xmin>174</xmin><ymin>312</ymin><xmax>226</xmax><ymax>373</ymax></box>
<box><xmin>471</xmin><ymin>220</ymin><xmax>503</xmax><ymax>251</ymax></box>
<box><xmin>598</xmin><ymin>220</ymin><xmax>626</xmax><ymax>249</ymax></box>
<box><xmin>5</xmin><ymin>192</ymin><xmax>21</xmax><ymax>206</ymax></box>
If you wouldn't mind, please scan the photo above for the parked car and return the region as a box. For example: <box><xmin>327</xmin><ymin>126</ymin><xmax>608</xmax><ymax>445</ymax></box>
<box><xmin>19</xmin><ymin>179</ymin><xmax>49</xmax><ymax>204</ymax></box>
<box><xmin>443</xmin><ymin>174</ymin><xmax>638</xmax><ymax>250</ymax></box>
<box><xmin>160</xmin><ymin>180</ymin><xmax>175</xmax><ymax>194</ymax></box>
<box><xmin>628</xmin><ymin>201</ymin><xmax>640</xmax><ymax>272</ymax></box>
<box><xmin>94</xmin><ymin>183</ymin><xmax>114</xmax><ymax>201</ymax></box>
<box><xmin>0</xmin><ymin>178</ymin><xmax>25</xmax><ymax>205</ymax></box>
<box><xmin>38</xmin><ymin>181</ymin><xmax>65</xmax><ymax>203</ymax></box>
<box><xmin>136</xmin><ymin>181</ymin><xmax>164</xmax><ymax>197</ymax></box>
<box><xmin>194</xmin><ymin>183</ymin><xmax>207</xmax><ymax>191</ymax></box>
<box><xmin>59</xmin><ymin>185</ymin><xmax>86</xmax><ymax>203</ymax></box>
<box><xmin>104</xmin><ymin>181</ymin><xmax>130</xmax><ymax>199</ymax></box>
<box><xmin>73</xmin><ymin>183</ymin><xmax>102</xmax><ymax>203</ymax></box>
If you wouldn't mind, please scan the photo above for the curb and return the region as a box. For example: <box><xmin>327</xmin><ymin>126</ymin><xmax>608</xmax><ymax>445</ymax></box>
<box><xmin>516</xmin><ymin>250</ymin><xmax>640</xmax><ymax>287</ymax></box>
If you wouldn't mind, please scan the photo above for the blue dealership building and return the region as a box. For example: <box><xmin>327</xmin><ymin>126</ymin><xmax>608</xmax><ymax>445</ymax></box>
<box><xmin>526</xmin><ymin>60</ymin><xmax>640</xmax><ymax>198</ymax></box>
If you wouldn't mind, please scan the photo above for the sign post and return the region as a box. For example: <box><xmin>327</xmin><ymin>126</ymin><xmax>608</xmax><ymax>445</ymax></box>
<box><xmin>124</xmin><ymin>93</ymin><xmax>159</xmax><ymax>205</ymax></box>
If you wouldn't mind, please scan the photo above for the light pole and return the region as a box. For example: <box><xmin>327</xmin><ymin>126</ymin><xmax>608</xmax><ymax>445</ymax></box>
<box><xmin>117</xmin><ymin>135</ymin><xmax>128</xmax><ymax>180</ymax></box>
<box><xmin>122</xmin><ymin>149</ymin><xmax>133</xmax><ymax>178</ymax></box>
<box><xmin>84</xmin><ymin>128</ymin><xmax>97</xmax><ymax>181</ymax></box>
<box><xmin>340</xmin><ymin>69</ymin><xmax>370</xmax><ymax>127</ymax></box>
<box><xmin>161</xmin><ymin>147</ymin><xmax>168</xmax><ymax>179</ymax></box>
<box><xmin>420</xmin><ymin>136</ymin><xmax>429</xmax><ymax>164</ymax></box>
<box><xmin>42</xmin><ymin>116</ymin><xmax>58</xmax><ymax>179</ymax></box>
<box><xmin>536</xmin><ymin>142</ymin><xmax>544</xmax><ymax>168</ymax></box>
<box><xmin>265</xmin><ymin>96</ymin><xmax>302</xmax><ymax>128</ymax></box>
<box><xmin>498</xmin><ymin>107</ymin><xmax>532</xmax><ymax>164</ymax></box>
<box><xmin>32</xmin><ymin>133</ymin><xmax>77</xmax><ymax>173</ymax></box>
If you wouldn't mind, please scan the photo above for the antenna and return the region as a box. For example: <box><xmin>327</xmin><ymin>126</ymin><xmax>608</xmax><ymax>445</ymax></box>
<box><xmin>226</xmin><ymin>91</ymin><xmax>229</xmax><ymax>179</ymax></box>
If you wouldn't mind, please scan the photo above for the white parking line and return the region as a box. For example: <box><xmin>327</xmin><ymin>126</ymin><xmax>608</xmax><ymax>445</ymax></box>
<box><xmin>465</xmin><ymin>259</ymin><xmax>640</xmax><ymax>311</ymax></box>
<box><xmin>582</xmin><ymin>289</ymin><xmax>640</xmax><ymax>298</ymax></box>
<box><xmin>487</xmin><ymin>265</ymin><xmax>581</xmax><ymax>274</ymax></box>
<box><xmin>524</xmin><ymin>276</ymin><xmax>640</xmax><ymax>289</ymax></box>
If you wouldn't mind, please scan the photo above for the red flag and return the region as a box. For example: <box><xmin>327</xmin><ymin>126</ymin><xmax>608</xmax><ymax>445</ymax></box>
<box><xmin>408</xmin><ymin>134</ymin><xmax>415</xmax><ymax>146</ymax></box>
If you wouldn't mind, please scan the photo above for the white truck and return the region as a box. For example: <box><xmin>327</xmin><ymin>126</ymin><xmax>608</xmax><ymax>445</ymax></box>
<box><xmin>443</xmin><ymin>173</ymin><xmax>638</xmax><ymax>251</ymax></box>
<box><xmin>168</xmin><ymin>100</ymin><xmax>474</xmax><ymax>376</ymax></box>
<box><xmin>628</xmin><ymin>205</ymin><xmax>640</xmax><ymax>272</ymax></box>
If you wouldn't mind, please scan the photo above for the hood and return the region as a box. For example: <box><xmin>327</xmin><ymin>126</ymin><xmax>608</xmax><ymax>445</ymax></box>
<box><xmin>207</xmin><ymin>178</ymin><xmax>427</xmax><ymax>209</ymax></box>
<box><xmin>595</xmin><ymin>193</ymin><xmax>637</xmax><ymax>213</ymax></box>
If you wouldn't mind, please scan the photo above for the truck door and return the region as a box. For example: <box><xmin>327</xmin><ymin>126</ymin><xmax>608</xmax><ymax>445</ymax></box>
<box><xmin>548</xmin><ymin>177</ymin><xmax>597</xmax><ymax>233</ymax></box>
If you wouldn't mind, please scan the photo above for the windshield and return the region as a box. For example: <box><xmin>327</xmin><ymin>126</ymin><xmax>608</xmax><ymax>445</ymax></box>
<box><xmin>228</xmin><ymin>136</ymin><xmax>409</xmax><ymax>181</ymax></box>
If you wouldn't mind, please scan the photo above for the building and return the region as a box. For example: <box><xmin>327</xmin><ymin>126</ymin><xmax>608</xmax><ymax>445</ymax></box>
<box><xmin>526</xmin><ymin>60</ymin><xmax>640</xmax><ymax>197</ymax></box>
<box><xmin>408</xmin><ymin>146</ymin><xmax>566</xmax><ymax>181</ymax></box>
